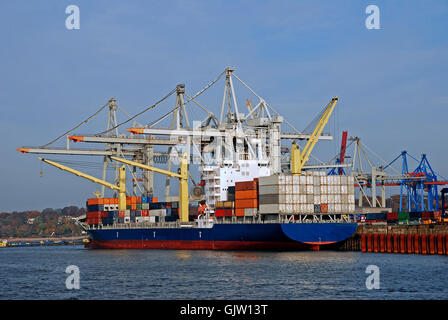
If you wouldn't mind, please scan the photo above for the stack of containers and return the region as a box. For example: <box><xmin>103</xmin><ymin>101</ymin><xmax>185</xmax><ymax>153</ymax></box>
<box><xmin>165</xmin><ymin>202</ymin><xmax>179</xmax><ymax>222</ymax></box>
<box><xmin>86</xmin><ymin>196</ymin><xmax>165</xmax><ymax>225</ymax></box>
<box><xmin>86</xmin><ymin>198</ymin><xmax>103</xmax><ymax>225</ymax></box>
<box><xmin>234</xmin><ymin>179</ymin><xmax>258</xmax><ymax>216</ymax></box>
<box><xmin>215</xmin><ymin>201</ymin><xmax>234</xmax><ymax>217</ymax></box>
<box><xmin>258</xmin><ymin>172</ymin><xmax>356</xmax><ymax>215</ymax></box>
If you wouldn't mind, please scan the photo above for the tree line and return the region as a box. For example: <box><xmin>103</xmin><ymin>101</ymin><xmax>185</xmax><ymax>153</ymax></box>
<box><xmin>0</xmin><ymin>206</ymin><xmax>86</xmax><ymax>238</ymax></box>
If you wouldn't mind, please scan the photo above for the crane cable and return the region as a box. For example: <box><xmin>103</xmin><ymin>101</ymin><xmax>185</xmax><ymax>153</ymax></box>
<box><xmin>40</xmin><ymin>101</ymin><xmax>110</xmax><ymax>148</ymax></box>
<box><xmin>95</xmin><ymin>87</ymin><xmax>178</xmax><ymax>136</ymax></box>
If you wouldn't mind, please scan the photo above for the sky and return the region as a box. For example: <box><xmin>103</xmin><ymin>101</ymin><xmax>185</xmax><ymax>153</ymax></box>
<box><xmin>0</xmin><ymin>0</ymin><xmax>447</xmax><ymax>212</ymax></box>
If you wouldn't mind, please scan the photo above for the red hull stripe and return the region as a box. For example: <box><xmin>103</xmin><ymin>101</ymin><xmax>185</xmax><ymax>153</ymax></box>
<box><xmin>86</xmin><ymin>240</ymin><xmax>314</xmax><ymax>250</ymax></box>
<box><xmin>303</xmin><ymin>241</ymin><xmax>336</xmax><ymax>245</ymax></box>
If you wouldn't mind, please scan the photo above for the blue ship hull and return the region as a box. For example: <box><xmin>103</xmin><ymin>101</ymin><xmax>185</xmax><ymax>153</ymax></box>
<box><xmin>86</xmin><ymin>223</ymin><xmax>358</xmax><ymax>250</ymax></box>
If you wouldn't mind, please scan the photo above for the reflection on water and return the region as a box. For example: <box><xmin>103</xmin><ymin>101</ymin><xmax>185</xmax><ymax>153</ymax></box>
<box><xmin>0</xmin><ymin>246</ymin><xmax>447</xmax><ymax>299</ymax></box>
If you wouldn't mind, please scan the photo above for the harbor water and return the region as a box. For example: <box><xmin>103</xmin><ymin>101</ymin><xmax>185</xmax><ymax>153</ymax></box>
<box><xmin>0</xmin><ymin>246</ymin><xmax>447</xmax><ymax>300</ymax></box>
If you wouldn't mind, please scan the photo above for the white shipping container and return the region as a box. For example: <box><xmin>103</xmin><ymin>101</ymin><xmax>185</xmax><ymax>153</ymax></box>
<box><xmin>286</xmin><ymin>194</ymin><xmax>293</xmax><ymax>204</ymax></box>
<box><xmin>293</xmin><ymin>185</ymin><xmax>299</xmax><ymax>194</ymax></box>
<box><xmin>348</xmin><ymin>204</ymin><xmax>355</xmax><ymax>212</ymax></box>
<box><xmin>299</xmin><ymin>175</ymin><xmax>306</xmax><ymax>185</ymax></box>
<box><xmin>244</xmin><ymin>208</ymin><xmax>258</xmax><ymax>216</ymax></box>
<box><xmin>321</xmin><ymin>194</ymin><xmax>328</xmax><ymax>203</ymax></box>
<box><xmin>341</xmin><ymin>204</ymin><xmax>348</xmax><ymax>212</ymax></box>
<box><xmin>280</xmin><ymin>203</ymin><xmax>286</xmax><ymax>213</ymax></box>
<box><xmin>259</xmin><ymin>204</ymin><xmax>279</xmax><ymax>214</ymax></box>
<box><xmin>286</xmin><ymin>204</ymin><xmax>293</xmax><ymax>213</ymax></box>
<box><xmin>307</xmin><ymin>204</ymin><xmax>314</xmax><ymax>213</ymax></box>
<box><xmin>124</xmin><ymin>217</ymin><xmax>130</xmax><ymax>223</ymax></box>
<box><xmin>301</xmin><ymin>195</ymin><xmax>307</xmax><ymax>204</ymax></box>
<box><xmin>320</xmin><ymin>185</ymin><xmax>327</xmax><ymax>194</ymax></box>
<box><xmin>341</xmin><ymin>185</ymin><xmax>347</xmax><ymax>194</ymax></box>
<box><xmin>285</xmin><ymin>175</ymin><xmax>293</xmax><ymax>185</ymax></box>
<box><xmin>348</xmin><ymin>176</ymin><xmax>354</xmax><ymax>185</ymax></box>
<box><xmin>320</xmin><ymin>176</ymin><xmax>327</xmax><ymax>184</ymax></box>
<box><xmin>335</xmin><ymin>204</ymin><xmax>342</xmax><ymax>212</ymax></box>
<box><xmin>286</xmin><ymin>185</ymin><xmax>293</xmax><ymax>194</ymax></box>
<box><xmin>293</xmin><ymin>175</ymin><xmax>300</xmax><ymax>185</ymax></box>
<box><xmin>306</xmin><ymin>175</ymin><xmax>313</xmax><ymax>184</ymax></box>
<box><xmin>306</xmin><ymin>185</ymin><xmax>313</xmax><ymax>194</ymax></box>
<box><xmin>334</xmin><ymin>185</ymin><xmax>341</xmax><ymax>194</ymax></box>
<box><xmin>279</xmin><ymin>175</ymin><xmax>286</xmax><ymax>185</ymax></box>
<box><xmin>306</xmin><ymin>195</ymin><xmax>313</xmax><ymax>203</ymax></box>
<box><xmin>314</xmin><ymin>196</ymin><xmax>320</xmax><ymax>204</ymax></box>
<box><xmin>259</xmin><ymin>185</ymin><xmax>281</xmax><ymax>195</ymax></box>
<box><xmin>335</xmin><ymin>194</ymin><xmax>341</xmax><ymax>203</ymax></box>
<box><xmin>259</xmin><ymin>175</ymin><xmax>280</xmax><ymax>186</ymax></box>
<box><xmin>348</xmin><ymin>195</ymin><xmax>355</xmax><ymax>204</ymax></box>
<box><xmin>280</xmin><ymin>184</ymin><xmax>287</xmax><ymax>193</ymax></box>
<box><xmin>314</xmin><ymin>186</ymin><xmax>320</xmax><ymax>195</ymax></box>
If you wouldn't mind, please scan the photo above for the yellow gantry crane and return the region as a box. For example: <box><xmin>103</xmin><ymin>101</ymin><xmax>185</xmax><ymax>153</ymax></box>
<box><xmin>291</xmin><ymin>97</ymin><xmax>338</xmax><ymax>175</ymax></box>
<box><xmin>38</xmin><ymin>158</ymin><xmax>127</xmax><ymax>211</ymax></box>
<box><xmin>110</xmin><ymin>153</ymin><xmax>190</xmax><ymax>223</ymax></box>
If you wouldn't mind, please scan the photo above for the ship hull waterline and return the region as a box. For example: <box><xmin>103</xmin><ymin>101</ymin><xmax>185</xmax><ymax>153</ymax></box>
<box><xmin>85</xmin><ymin>222</ymin><xmax>358</xmax><ymax>251</ymax></box>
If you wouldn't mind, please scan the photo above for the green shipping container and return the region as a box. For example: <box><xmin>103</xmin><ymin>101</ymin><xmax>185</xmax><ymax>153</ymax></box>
<box><xmin>398</xmin><ymin>211</ymin><xmax>409</xmax><ymax>221</ymax></box>
<box><xmin>137</xmin><ymin>204</ymin><xmax>142</xmax><ymax>210</ymax></box>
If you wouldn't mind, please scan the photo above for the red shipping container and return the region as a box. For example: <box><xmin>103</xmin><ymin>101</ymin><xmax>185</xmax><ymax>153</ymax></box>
<box><xmin>387</xmin><ymin>212</ymin><xmax>399</xmax><ymax>220</ymax></box>
<box><xmin>235</xmin><ymin>208</ymin><xmax>245</xmax><ymax>217</ymax></box>
<box><xmin>422</xmin><ymin>212</ymin><xmax>432</xmax><ymax>220</ymax></box>
<box><xmin>87</xmin><ymin>211</ymin><xmax>102</xmax><ymax>219</ymax></box>
<box><xmin>235</xmin><ymin>180</ymin><xmax>258</xmax><ymax>191</ymax></box>
<box><xmin>87</xmin><ymin>198</ymin><xmax>101</xmax><ymax>205</ymax></box>
<box><xmin>118</xmin><ymin>211</ymin><xmax>125</xmax><ymax>218</ymax></box>
<box><xmin>235</xmin><ymin>190</ymin><xmax>258</xmax><ymax>200</ymax></box>
<box><xmin>215</xmin><ymin>209</ymin><xmax>233</xmax><ymax>217</ymax></box>
<box><xmin>235</xmin><ymin>199</ymin><xmax>258</xmax><ymax>209</ymax></box>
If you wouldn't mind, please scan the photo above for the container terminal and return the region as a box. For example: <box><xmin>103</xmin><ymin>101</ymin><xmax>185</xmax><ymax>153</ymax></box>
<box><xmin>15</xmin><ymin>67</ymin><xmax>448</xmax><ymax>251</ymax></box>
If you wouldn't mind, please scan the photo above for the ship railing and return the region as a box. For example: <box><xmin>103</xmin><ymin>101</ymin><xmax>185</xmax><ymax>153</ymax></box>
<box><xmin>85</xmin><ymin>214</ymin><xmax>354</xmax><ymax>230</ymax></box>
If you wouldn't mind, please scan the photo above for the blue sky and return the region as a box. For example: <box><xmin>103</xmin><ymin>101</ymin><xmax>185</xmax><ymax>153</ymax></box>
<box><xmin>0</xmin><ymin>1</ymin><xmax>447</xmax><ymax>211</ymax></box>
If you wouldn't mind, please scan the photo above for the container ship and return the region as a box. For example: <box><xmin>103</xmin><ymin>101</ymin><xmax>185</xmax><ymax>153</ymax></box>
<box><xmin>18</xmin><ymin>67</ymin><xmax>358</xmax><ymax>250</ymax></box>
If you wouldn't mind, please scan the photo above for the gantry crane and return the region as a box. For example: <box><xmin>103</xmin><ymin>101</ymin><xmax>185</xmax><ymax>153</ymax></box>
<box><xmin>110</xmin><ymin>154</ymin><xmax>190</xmax><ymax>223</ymax></box>
<box><xmin>38</xmin><ymin>158</ymin><xmax>127</xmax><ymax>211</ymax></box>
<box><xmin>291</xmin><ymin>97</ymin><xmax>338</xmax><ymax>175</ymax></box>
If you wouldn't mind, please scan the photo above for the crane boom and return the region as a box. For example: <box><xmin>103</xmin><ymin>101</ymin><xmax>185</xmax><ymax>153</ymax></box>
<box><xmin>110</xmin><ymin>154</ymin><xmax>190</xmax><ymax>223</ymax></box>
<box><xmin>291</xmin><ymin>97</ymin><xmax>338</xmax><ymax>175</ymax></box>
<box><xmin>39</xmin><ymin>157</ymin><xmax>127</xmax><ymax>210</ymax></box>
